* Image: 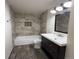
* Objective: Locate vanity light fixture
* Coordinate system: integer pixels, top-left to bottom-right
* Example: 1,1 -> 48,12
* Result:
50,10 -> 56,14
63,1 -> 72,8
56,6 -> 63,11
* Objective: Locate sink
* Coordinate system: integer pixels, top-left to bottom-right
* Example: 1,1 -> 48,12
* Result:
57,34 -> 64,37
41,33 -> 67,46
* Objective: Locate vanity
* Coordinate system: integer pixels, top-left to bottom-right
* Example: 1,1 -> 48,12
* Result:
41,33 -> 67,59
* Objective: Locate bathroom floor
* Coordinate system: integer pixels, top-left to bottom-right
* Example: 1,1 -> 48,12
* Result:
9,44 -> 48,59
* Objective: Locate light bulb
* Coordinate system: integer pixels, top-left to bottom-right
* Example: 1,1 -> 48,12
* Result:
63,1 -> 72,8
56,6 -> 63,11
50,10 -> 56,14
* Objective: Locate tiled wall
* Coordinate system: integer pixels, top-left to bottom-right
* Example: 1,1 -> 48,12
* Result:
40,11 -> 55,33
40,12 -> 48,33
14,14 -> 40,36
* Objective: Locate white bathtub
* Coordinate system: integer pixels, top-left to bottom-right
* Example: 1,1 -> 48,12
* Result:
14,35 -> 41,46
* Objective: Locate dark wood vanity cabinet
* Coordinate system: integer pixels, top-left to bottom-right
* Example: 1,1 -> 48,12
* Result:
41,36 -> 66,59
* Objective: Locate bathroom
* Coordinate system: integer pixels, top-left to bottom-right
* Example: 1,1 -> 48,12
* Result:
5,0 -> 73,59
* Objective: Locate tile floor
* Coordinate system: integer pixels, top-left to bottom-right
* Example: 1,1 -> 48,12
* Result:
9,44 -> 48,59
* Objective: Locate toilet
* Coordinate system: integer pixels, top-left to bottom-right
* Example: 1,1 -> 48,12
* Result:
34,39 -> 41,49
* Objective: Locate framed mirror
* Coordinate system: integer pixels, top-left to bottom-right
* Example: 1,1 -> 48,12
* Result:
55,12 -> 70,33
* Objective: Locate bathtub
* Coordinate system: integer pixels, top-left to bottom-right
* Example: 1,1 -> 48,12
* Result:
14,35 -> 41,46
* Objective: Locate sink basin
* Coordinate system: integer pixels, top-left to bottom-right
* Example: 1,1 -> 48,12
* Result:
57,34 -> 64,37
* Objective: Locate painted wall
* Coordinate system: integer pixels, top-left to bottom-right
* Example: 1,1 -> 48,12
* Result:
5,2 -> 13,59
65,4 -> 74,59
11,14 -> 16,43
14,14 -> 40,36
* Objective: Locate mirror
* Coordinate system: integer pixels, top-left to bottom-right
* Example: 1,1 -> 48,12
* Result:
55,12 -> 70,33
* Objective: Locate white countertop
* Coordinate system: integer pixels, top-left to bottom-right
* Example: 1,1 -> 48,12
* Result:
41,33 -> 67,46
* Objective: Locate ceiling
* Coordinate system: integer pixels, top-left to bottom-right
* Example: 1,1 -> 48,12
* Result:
7,0 -> 69,16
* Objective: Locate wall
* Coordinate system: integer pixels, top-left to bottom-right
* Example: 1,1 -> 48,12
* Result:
40,11 -> 48,33
5,2 -> 13,59
14,14 -> 40,36
40,11 -> 70,34
40,11 -> 55,33
65,4 -> 74,59
11,13 -> 16,43
46,11 -> 55,33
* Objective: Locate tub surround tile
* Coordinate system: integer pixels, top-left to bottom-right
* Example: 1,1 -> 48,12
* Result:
14,15 -> 41,36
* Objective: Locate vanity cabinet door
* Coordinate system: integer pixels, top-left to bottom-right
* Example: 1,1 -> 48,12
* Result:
58,46 -> 66,59
41,37 -> 49,51
41,36 -> 66,59
41,36 -> 58,59
47,41 -> 58,59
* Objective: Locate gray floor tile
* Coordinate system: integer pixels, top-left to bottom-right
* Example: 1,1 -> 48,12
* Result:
9,44 -> 48,59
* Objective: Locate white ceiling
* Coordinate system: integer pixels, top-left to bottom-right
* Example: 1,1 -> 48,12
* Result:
7,0 -> 69,16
